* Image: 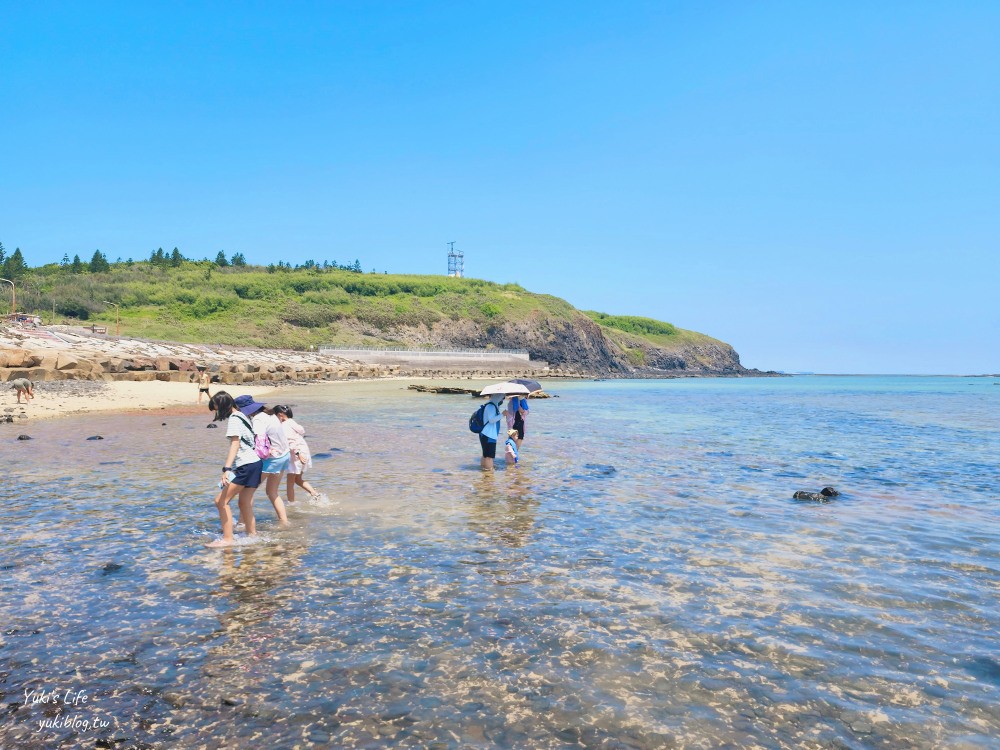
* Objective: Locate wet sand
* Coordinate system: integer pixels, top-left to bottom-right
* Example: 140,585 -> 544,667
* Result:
3,380 -> 283,421
3,375 -> 507,422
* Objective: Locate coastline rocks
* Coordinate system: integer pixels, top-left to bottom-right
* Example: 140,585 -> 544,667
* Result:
17,434 -> 32,440
408,385 -> 482,395
2,326 -> 572,386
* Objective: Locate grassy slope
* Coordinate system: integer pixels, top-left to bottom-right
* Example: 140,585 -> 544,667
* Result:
582,311 -> 726,350
19,262 -> 720,353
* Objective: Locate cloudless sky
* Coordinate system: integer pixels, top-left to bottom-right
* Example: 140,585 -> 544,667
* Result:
2,1 -> 998,373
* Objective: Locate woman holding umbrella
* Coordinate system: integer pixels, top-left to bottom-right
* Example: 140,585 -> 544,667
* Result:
506,393 -> 529,451
479,392 -> 505,472
506,379 -> 539,451
477,382 -> 531,471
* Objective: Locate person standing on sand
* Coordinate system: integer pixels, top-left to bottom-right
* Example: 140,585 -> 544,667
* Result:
273,405 -> 321,502
479,393 -> 504,472
234,395 -> 290,524
196,368 -> 212,404
10,378 -> 34,404
207,391 -> 262,548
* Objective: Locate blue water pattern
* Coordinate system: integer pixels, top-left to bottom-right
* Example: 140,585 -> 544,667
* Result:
1,376 -> 998,748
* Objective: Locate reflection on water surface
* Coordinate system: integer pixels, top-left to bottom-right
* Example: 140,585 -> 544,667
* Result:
1,377 -> 998,747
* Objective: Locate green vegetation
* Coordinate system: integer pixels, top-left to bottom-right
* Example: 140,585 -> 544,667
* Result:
3,251 -> 573,349
583,311 -> 678,337
1,246 -> 712,355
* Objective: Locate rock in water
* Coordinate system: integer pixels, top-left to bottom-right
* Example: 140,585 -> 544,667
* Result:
16,434 -> 32,441
87,435 -> 104,441
793,491 -> 830,502
820,486 -> 840,497
206,423 -> 218,429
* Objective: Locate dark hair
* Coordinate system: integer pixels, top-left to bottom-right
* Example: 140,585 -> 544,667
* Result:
209,391 -> 235,421
272,404 -> 293,418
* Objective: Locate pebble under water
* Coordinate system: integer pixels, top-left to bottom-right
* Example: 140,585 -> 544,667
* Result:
1,376 -> 998,748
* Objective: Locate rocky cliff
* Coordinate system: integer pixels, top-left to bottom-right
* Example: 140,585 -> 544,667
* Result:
335,309 -> 764,377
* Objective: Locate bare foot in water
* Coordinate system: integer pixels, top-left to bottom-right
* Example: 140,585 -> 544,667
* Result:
205,538 -> 236,548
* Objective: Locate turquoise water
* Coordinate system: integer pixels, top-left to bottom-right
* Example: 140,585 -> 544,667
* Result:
2,376 -> 998,748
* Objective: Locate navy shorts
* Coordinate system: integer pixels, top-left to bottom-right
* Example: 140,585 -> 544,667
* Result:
231,460 -> 263,489
479,433 -> 497,458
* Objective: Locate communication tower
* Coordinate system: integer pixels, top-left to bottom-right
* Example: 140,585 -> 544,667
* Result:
447,242 -> 464,277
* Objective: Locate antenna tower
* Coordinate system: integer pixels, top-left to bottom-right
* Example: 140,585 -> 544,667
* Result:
447,242 -> 464,277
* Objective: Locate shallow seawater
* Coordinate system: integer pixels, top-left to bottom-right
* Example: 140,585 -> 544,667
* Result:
1,376 -> 998,748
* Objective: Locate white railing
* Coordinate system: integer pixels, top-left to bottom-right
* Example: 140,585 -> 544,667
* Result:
319,346 -> 532,364
320,346 -> 528,356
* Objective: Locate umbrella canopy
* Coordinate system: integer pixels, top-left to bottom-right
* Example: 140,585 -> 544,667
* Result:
508,378 -> 542,392
479,382 -> 530,396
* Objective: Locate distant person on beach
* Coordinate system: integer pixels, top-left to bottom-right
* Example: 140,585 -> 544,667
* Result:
10,378 -> 34,404
479,394 -> 504,472
504,428 -> 519,466
234,395 -> 290,523
207,391 -> 262,547
506,395 -> 529,450
273,405 -> 321,502
196,369 -> 211,404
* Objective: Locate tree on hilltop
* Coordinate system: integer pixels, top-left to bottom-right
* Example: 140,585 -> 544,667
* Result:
89,250 -> 110,273
150,247 -> 166,266
2,248 -> 29,279
170,247 -> 184,267
231,252 -> 246,267
0,242 -> 6,266
71,254 -> 84,274
214,251 -> 230,267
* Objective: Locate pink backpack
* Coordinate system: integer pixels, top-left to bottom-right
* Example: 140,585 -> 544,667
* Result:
237,414 -> 271,459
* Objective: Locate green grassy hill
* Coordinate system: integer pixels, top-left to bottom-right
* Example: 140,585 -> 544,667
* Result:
9,259 -> 747,373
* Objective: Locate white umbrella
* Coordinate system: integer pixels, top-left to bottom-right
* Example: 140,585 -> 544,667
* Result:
479,382 -> 530,396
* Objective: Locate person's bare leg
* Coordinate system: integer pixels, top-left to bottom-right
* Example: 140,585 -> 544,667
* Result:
265,473 -> 288,522
295,474 -> 319,497
481,456 -> 494,472
286,474 -> 297,503
237,486 -> 257,536
208,483 -> 243,546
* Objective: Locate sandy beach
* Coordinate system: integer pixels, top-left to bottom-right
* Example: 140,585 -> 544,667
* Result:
2,380 -> 284,422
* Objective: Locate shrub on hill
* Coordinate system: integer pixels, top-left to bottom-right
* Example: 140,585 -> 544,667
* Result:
584,312 -> 678,337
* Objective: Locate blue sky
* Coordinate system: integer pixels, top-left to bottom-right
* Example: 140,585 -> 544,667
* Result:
2,2 -> 997,374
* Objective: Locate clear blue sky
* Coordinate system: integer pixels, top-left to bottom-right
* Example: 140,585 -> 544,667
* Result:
2,2 -> 997,374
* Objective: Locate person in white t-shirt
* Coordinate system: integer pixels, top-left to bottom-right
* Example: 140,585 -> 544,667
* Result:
206,391 -> 263,547
234,395 -> 289,524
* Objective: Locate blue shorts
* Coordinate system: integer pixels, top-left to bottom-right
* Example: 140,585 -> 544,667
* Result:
262,452 -> 291,474
231,460 -> 263,489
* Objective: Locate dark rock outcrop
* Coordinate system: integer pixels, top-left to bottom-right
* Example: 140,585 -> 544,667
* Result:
794,487 -> 840,502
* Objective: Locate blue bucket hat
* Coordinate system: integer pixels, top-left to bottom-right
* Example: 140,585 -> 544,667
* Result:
234,394 -> 266,416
